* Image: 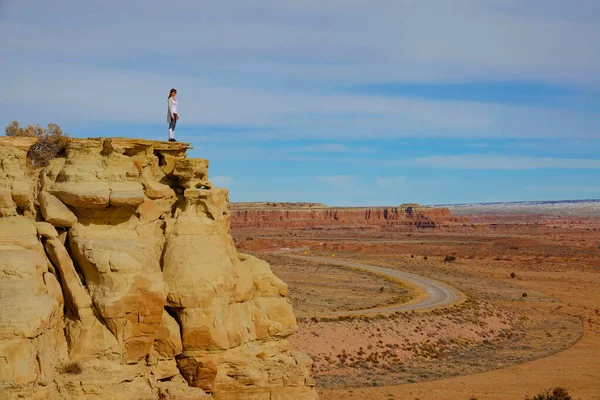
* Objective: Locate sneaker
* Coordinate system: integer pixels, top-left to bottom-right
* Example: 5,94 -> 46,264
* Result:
168,138 -> 177,142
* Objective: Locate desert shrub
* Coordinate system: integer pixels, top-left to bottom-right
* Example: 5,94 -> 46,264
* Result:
60,361 -> 83,374
511,272 -> 516,278
5,120 -> 44,137
443,255 -> 456,262
522,292 -> 528,297
5,121 -> 69,167
525,387 -> 571,400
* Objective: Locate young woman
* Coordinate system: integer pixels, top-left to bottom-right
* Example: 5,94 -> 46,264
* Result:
167,88 -> 179,142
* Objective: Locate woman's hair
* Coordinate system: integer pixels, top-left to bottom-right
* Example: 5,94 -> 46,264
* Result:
168,88 -> 177,99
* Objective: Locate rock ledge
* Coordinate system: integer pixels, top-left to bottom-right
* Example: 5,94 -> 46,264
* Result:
0,136 -> 317,400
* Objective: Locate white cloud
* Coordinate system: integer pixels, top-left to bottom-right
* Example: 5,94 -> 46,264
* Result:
525,185 -> 600,192
0,0 -> 599,142
376,177 -> 407,188
2,62 -> 597,140
395,155 -> 600,170
211,176 -> 235,186
1,1 -> 598,86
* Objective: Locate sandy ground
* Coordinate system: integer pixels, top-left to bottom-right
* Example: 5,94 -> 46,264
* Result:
234,215 -> 600,399
319,322 -> 599,400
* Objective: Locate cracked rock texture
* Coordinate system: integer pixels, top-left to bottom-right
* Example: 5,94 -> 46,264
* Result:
0,137 -> 317,400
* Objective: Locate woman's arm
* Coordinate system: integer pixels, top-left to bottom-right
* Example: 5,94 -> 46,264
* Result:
168,98 -> 173,119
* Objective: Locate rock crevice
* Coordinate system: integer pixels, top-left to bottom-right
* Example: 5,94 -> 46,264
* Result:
0,137 -> 317,400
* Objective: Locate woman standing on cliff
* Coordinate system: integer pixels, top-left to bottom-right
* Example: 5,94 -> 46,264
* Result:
167,88 -> 179,142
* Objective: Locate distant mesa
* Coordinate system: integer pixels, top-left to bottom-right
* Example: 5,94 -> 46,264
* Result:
233,201 -> 328,210
230,202 -> 464,229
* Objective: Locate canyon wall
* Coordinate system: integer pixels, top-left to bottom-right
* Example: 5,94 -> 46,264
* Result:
230,202 -> 463,230
0,137 -> 317,400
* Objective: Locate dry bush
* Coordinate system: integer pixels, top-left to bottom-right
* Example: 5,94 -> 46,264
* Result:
5,121 -> 69,167
525,387 -> 571,400
443,255 -> 456,262
60,361 -> 83,375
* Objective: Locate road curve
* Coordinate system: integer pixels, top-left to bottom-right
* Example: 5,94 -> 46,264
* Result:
271,248 -> 464,315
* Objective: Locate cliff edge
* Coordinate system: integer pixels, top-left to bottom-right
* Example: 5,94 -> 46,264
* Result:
0,137 -> 317,399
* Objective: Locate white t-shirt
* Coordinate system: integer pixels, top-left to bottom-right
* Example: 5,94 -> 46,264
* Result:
171,98 -> 178,114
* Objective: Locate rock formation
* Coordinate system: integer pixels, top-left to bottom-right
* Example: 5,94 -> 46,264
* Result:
230,202 -> 463,230
0,137 -> 317,399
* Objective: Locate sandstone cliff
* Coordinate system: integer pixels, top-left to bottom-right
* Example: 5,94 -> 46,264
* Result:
0,137 -> 317,400
230,202 -> 462,230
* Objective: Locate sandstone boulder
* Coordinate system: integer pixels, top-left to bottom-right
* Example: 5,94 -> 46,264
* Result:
10,181 -> 32,209
44,237 -> 93,319
0,217 -> 67,393
50,182 -> 111,208
172,158 -> 211,189
0,187 -> 17,217
35,221 -> 58,238
69,233 -> 166,363
39,190 -> 78,227
163,216 -> 239,308
143,180 -> 176,199
109,182 -> 145,207
241,253 -> 288,297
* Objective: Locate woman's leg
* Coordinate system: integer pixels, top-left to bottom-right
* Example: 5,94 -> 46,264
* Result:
168,117 -> 176,140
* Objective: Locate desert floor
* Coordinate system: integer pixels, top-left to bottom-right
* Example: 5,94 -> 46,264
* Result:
233,214 -> 600,399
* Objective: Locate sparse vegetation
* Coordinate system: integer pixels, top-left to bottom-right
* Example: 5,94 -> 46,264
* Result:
60,361 -> 83,374
5,121 -> 69,167
525,387 -> 571,400
522,292 -> 528,298
511,272 -> 516,278
444,255 -> 456,262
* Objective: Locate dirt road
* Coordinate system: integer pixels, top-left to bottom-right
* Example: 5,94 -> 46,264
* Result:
274,248 -> 463,315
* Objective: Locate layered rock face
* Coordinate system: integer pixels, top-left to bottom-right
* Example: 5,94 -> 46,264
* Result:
230,202 -> 462,230
0,137 -> 317,400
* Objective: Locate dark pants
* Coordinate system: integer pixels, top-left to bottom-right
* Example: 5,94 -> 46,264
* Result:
169,113 -> 178,132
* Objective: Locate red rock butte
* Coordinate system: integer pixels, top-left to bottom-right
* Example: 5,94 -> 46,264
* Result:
230,201 -> 464,230
0,137 -> 318,399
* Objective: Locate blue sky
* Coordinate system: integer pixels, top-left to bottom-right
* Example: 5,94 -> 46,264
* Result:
1,0 -> 599,206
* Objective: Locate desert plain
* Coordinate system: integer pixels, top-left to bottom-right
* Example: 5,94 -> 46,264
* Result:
231,202 -> 600,400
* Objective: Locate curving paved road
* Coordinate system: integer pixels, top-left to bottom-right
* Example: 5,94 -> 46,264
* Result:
271,247 -> 463,316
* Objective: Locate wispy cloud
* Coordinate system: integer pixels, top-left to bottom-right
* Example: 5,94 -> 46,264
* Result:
525,185 -> 600,192
1,1 -> 599,204
297,143 -> 375,153
1,1 -> 599,141
2,1 -> 598,86
395,155 -> 600,170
